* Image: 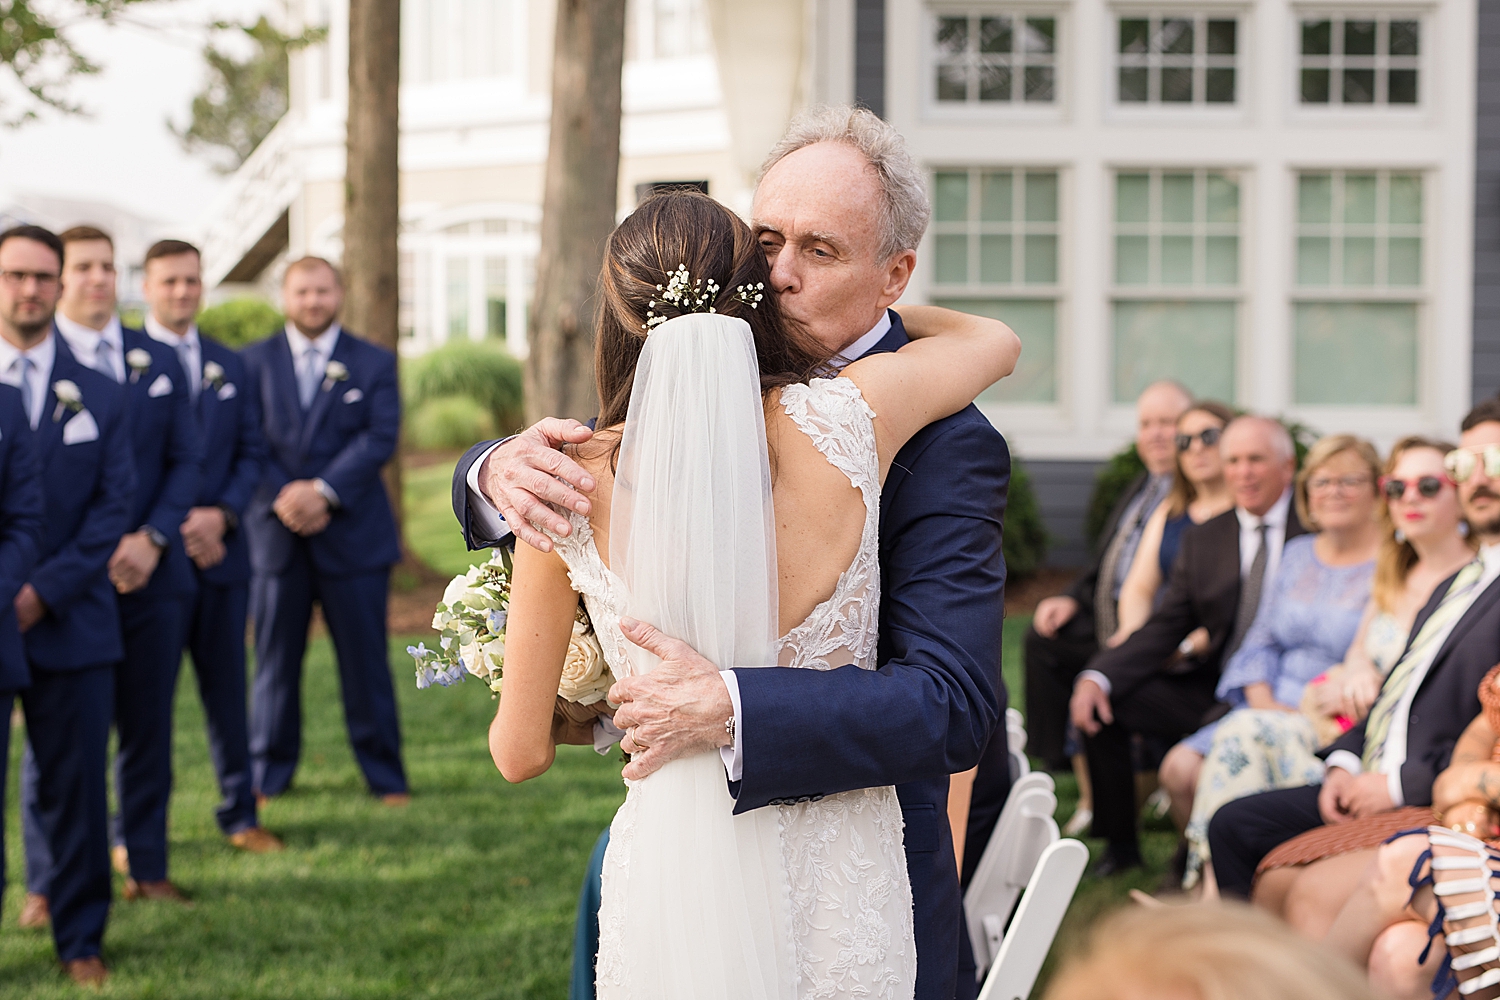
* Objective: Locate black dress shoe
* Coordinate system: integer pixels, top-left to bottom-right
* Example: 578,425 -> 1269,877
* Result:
1091,843 -> 1143,878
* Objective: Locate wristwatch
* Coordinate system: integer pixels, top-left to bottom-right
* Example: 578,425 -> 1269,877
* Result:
724,714 -> 736,750
139,525 -> 169,551
312,478 -> 341,509
217,504 -> 240,534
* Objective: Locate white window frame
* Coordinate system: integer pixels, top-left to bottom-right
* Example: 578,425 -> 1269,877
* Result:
923,4 -> 1066,121
1109,9 -> 1245,111
1292,10 -> 1425,113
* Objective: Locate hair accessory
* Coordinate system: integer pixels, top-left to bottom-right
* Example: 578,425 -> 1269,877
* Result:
641,265 -> 765,331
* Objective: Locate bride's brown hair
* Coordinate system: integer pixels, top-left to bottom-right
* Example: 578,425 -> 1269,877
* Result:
593,190 -> 832,434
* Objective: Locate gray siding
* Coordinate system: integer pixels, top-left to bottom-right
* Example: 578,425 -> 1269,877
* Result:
1024,459 -> 1105,568
855,0 -> 886,117
1474,2 -> 1500,399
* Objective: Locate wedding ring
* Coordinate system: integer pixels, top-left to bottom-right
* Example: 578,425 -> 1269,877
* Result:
629,730 -> 650,751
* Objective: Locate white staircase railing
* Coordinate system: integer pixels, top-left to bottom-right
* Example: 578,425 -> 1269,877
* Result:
199,115 -> 303,287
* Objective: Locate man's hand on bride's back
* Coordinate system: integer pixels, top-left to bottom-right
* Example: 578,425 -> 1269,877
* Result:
611,617 -> 734,780
479,418 -> 597,551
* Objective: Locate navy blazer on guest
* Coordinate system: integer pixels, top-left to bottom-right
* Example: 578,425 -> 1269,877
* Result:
27,338 -> 135,671
120,327 -> 203,598
241,329 -> 401,576
191,336 -> 265,586
0,385 -> 45,692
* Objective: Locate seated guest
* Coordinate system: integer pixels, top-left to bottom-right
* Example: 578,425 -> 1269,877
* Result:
1109,399 -> 1236,648
1071,416 -> 1303,875
1164,435 -> 1382,892
1207,401 -> 1500,905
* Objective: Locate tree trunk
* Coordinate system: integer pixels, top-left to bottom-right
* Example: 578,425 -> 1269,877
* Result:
343,0 -> 404,541
525,0 -> 627,424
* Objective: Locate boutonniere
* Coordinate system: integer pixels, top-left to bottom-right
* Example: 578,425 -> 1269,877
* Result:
322,360 -> 349,393
125,348 -> 153,383
52,380 -> 83,422
202,361 -> 226,391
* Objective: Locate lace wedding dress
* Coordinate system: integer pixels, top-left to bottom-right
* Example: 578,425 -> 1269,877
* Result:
545,316 -> 915,1000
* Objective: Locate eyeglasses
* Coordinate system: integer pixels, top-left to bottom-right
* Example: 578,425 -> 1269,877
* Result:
0,270 -> 60,289
1379,475 -> 1453,501
1307,475 -> 1373,494
1446,445 -> 1500,483
1175,426 -> 1222,452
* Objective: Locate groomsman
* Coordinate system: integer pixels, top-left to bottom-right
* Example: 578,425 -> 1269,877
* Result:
242,257 -> 407,804
0,224 -> 133,987
24,225 -> 202,903
141,239 -> 282,853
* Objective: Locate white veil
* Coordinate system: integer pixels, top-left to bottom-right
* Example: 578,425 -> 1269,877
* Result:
596,312 -> 798,999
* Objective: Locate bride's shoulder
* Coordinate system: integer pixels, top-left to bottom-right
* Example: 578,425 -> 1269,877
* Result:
779,375 -> 875,423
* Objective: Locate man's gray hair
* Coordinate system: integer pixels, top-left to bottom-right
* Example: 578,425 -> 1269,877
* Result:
1225,415 -> 1296,462
760,105 -> 930,261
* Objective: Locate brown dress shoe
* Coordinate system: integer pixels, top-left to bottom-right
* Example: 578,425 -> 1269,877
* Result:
18,892 -> 50,929
380,792 -> 411,807
110,844 -> 129,876
122,878 -> 193,905
227,827 -> 285,853
63,956 -> 109,988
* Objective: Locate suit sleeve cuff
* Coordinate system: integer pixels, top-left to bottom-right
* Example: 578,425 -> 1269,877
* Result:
1078,669 -> 1112,697
312,478 -> 341,509
719,668 -> 743,782
1325,750 -> 1363,776
466,442 -> 508,540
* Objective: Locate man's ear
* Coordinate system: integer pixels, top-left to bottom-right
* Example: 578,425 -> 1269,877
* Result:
877,249 -> 917,308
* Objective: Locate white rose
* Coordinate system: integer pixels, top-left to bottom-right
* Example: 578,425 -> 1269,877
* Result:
203,361 -> 225,385
557,622 -> 612,706
441,573 -> 469,610
126,348 -> 153,373
325,360 -> 349,382
52,380 -> 81,405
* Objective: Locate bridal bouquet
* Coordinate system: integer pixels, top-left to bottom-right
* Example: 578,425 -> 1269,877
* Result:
408,548 -> 615,707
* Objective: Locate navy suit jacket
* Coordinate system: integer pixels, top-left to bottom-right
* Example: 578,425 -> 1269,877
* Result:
121,326 -> 203,598
242,328 -> 402,577
27,338 -> 136,671
191,336 -> 266,586
0,384 -> 45,692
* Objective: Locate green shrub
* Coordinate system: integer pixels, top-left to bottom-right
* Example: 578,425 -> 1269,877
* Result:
1004,458 -> 1048,580
406,395 -> 497,451
198,297 -> 283,348
403,339 -> 524,437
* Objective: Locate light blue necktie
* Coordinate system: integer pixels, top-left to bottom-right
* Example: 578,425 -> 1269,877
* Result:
176,341 -> 199,403
297,348 -> 321,410
94,338 -> 120,384
11,356 -> 34,429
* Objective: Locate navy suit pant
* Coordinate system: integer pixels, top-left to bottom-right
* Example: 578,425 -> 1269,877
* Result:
187,580 -> 257,834
1207,783 -> 1325,898
250,554 -> 406,797
19,665 -> 114,961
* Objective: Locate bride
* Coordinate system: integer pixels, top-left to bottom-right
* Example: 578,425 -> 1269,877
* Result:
487,190 -> 1018,999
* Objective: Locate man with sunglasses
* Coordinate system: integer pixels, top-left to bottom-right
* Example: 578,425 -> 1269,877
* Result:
1210,400 -> 1500,898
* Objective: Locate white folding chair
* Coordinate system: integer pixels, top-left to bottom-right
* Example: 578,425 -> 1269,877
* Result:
975,838 -> 1089,1000
964,774 -> 1058,977
1006,707 -> 1031,782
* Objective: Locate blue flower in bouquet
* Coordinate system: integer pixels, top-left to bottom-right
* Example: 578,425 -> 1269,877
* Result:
487,609 -> 508,633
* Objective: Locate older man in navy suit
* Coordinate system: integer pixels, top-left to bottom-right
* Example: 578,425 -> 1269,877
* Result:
24,225 -> 203,906
455,108 -> 1008,1000
242,256 -> 407,805
140,239 -> 282,854
0,224 -> 133,988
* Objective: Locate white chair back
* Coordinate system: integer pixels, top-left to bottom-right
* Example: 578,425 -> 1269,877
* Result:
963,772 -> 1058,974
975,838 -> 1089,1000
1006,707 -> 1030,782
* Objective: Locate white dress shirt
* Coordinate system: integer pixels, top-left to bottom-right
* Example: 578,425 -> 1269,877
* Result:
0,332 -> 57,430
1324,542 -> 1500,804
145,316 -> 201,400
55,313 -> 125,383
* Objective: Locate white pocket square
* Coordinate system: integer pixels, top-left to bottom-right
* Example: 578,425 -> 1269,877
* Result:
342,388 -> 363,404
147,373 -> 173,398
217,382 -> 238,401
62,410 -> 99,445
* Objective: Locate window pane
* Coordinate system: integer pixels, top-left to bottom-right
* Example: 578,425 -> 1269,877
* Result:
1301,20 -> 1332,55
1206,175 -> 1239,223
1342,236 -> 1377,285
1161,67 -> 1194,102
1116,174 -> 1151,223
1023,18 -> 1055,53
980,235 -> 1012,284
1390,21 -> 1420,57
979,172 -> 1012,222
934,172 -> 969,222
1205,236 -> 1238,285
979,16 -> 1012,53
1388,70 -> 1418,104
1025,172 -> 1059,222
1389,175 -> 1423,224
937,64 -> 968,101
1161,173 -> 1195,224
1160,18 -> 1194,55
1297,237 -> 1332,285
940,297 -> 1057,403
978,63 -> 1012,101
1160,236 -> 1194,284
935,235 -> 969,284
1119,67 -> 1149,102
1344,20 -> 1377,56
485,257 -> 507,338
1207,20 -> 1236,55
1206,68 -> 1235,103
1024,66 -> 1055,102
1343,69 -> 1376,104
1293,302 -> 1417,404
1024,235 -> 1058,284
446,257 -> 468,339
1119,18 -> 1149,54
1302,68 -> 1331,103
1387,237 -> 1422,286
1299,174 -> 1333,223
1343,175 -> 1377,224
936,16 -> 968,55
1113,300 -> 1236,403
1115,236 -> 1150,284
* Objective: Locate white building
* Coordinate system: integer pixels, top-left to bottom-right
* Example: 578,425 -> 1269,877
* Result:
201,0 -> 1494,564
